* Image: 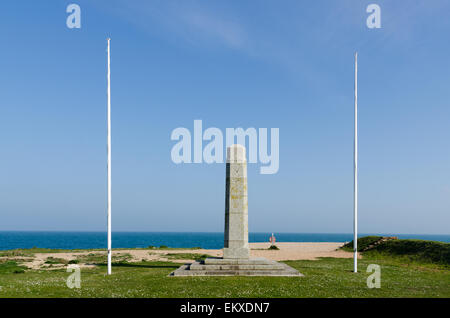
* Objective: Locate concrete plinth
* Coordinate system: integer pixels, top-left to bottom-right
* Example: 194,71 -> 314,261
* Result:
170,257 -> 302,277
171,145 -> 302,277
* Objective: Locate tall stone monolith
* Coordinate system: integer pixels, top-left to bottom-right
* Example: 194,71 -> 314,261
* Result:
223,144 -> 249,259
170,143 -> 302,276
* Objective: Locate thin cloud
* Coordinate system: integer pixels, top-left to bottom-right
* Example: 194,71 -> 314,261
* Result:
96,0 -> 246,50
179,9 -> 245,49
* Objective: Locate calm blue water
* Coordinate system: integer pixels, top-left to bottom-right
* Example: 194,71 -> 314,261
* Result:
0,232 -> 448,250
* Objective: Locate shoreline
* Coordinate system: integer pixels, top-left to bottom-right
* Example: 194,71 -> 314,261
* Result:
1,233 -> 449,252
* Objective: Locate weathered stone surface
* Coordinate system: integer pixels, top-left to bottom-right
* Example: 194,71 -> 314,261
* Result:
171,258 -> 302,277
204,257 -> 270,265
223,144 -> 249,259
189,263 -> 285,271
170,145 -> 302,277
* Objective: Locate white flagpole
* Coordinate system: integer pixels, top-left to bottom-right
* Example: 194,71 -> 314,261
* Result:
107,38 -> 112,275
353,52 -> 358,273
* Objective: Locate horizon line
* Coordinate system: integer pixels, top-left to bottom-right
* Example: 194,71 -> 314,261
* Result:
0,230 -> 449,236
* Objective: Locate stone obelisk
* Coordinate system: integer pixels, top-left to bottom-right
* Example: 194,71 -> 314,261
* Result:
223,144 -> 250,259
170,144 -> 302,276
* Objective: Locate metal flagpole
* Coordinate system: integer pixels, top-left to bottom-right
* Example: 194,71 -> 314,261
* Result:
107,38 -> 112,275
353,52 -> 358,273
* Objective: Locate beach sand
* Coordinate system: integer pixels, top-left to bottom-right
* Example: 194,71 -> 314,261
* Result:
7,242 -> 360,270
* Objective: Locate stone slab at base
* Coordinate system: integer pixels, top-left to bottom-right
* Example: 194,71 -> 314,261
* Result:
170,257 -> 303,277
223,247 -> 250,259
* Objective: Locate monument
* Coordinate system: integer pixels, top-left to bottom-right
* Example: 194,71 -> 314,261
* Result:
223,144 -> 249,259
171,145 -> 301,276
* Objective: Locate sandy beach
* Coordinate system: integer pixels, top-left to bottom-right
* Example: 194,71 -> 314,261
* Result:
1,242 -> 360,270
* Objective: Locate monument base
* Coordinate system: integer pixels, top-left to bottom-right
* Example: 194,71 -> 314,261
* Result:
170,257 -> 302,277
223,247 -> 250,259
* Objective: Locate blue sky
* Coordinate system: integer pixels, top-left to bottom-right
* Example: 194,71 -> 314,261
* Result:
0,1 -> 449,234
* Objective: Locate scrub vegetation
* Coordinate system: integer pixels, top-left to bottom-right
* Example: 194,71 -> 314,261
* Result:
0,237 -> 448,298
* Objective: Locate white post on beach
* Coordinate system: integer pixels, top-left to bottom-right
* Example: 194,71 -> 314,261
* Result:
107,38 -> 112,275
353,52 -> 358,273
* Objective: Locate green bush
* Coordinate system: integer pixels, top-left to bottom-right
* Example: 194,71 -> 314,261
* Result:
0,261 -> 27,274
343,236 -> 450,266
165,253 -> 212,261
45,257 -> 68,265
369,239 -> 450,265
342,236 -> 383,252
268,245 -> 279,250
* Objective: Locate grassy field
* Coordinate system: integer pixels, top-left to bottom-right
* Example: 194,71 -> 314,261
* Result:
0,246 -> 201,258
0,254 -> 448,298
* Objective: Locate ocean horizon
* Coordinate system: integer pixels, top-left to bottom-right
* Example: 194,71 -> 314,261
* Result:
0,231 -> 449,250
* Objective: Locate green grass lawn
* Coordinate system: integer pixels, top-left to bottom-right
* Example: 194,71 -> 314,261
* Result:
0,255 -> 448,298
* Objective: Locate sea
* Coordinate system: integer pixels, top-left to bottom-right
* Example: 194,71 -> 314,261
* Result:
0,232 -> 449,250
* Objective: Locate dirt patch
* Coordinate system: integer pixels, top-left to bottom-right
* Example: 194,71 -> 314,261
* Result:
7,242 -> 357,270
